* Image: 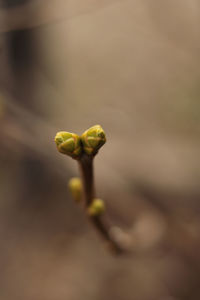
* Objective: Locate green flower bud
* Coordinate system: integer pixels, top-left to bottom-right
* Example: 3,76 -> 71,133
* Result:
55,131 -> 82,159
81,125 -> 106,155
68,177 -> 82,202
88,198 -> 105,216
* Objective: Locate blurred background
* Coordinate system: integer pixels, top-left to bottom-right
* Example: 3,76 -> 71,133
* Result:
0,0 -> 200,299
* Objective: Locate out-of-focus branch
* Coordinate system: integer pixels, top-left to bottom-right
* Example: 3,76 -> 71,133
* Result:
0,0 -> 123,33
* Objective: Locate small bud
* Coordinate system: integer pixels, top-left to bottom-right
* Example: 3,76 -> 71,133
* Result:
81,125 -> 106,155
88,198 -> 105,216
68,177 -> 82,202
55,131 -> 82,159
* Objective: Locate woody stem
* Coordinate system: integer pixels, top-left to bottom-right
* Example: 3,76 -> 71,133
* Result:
78,153 -> 124,254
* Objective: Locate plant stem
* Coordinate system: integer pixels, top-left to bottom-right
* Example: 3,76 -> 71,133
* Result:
78,154 -> 94,206
78,153 -> 124,254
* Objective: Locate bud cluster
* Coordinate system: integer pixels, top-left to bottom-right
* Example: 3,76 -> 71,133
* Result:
55,125 -> 106,159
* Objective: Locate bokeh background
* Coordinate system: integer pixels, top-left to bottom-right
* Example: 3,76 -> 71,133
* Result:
0,0 -> 200,299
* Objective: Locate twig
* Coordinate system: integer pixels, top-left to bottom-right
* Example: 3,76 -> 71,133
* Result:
78,154 -> 94,206
78,153 -> 124,254
55,125 -> 130,254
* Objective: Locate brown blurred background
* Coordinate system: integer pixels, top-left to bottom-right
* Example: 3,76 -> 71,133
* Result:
0,0 -> 200,299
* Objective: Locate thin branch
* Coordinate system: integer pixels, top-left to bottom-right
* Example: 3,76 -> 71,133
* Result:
78,153 -> 125,254
0,0 -> 123,33
78,154 -> 94,206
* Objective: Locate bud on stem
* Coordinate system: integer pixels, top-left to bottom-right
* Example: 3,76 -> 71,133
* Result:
88,198 -> 105,216
55,131 -> 82,159
81,125 -> 106,156
68,177 -> 82,202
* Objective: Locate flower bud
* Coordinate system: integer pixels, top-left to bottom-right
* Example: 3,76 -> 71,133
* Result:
88,198 -> 105,216
68,177 -> 82,202
55,131 -> 82,159
81,125 -> 106,155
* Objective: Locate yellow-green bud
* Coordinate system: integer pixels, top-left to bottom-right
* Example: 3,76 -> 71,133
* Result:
68,177 -> 82,202
81,125 -> 106,155
55,131 -> 82,159
88,198 -> 105,216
